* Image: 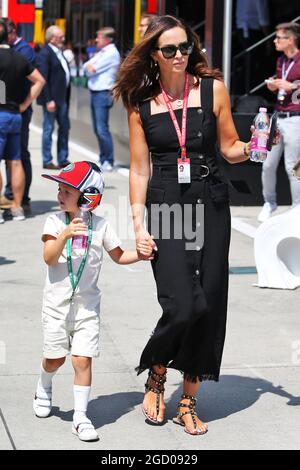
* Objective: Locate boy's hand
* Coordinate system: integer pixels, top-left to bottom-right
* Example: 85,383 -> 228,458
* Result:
63,217 -> 87,240
135,229 -> 157,260
137,238 -> 155,260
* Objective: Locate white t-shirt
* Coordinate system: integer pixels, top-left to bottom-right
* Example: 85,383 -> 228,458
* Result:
42,212 -> 121,320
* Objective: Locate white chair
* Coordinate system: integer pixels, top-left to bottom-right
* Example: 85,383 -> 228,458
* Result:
254,205 -> 300,289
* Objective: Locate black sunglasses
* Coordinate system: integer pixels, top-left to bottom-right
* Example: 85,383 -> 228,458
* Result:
155,41 -> 194,59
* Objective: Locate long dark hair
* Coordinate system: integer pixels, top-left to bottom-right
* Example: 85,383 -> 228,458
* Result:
114,15 -> 223,109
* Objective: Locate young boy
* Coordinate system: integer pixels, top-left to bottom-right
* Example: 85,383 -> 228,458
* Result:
34,161 -> 153,442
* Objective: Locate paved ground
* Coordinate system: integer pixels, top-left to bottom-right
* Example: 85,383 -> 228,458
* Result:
0,129 -> 299,450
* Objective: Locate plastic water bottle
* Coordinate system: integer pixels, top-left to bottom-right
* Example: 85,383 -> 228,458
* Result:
71,209 -> 90,254
250,108 -> 270,163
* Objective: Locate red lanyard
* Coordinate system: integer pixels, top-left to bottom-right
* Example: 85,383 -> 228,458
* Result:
159,73 -> 190,160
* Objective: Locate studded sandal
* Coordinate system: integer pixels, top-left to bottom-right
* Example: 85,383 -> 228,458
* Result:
173,394 -> 208,435
142,368 -> 167,425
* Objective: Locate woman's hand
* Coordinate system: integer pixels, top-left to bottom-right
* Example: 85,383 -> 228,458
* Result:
63,218 -> 87,240
244,139 -> 252,157
137,240 -> 155,260
135,228 -> 157,260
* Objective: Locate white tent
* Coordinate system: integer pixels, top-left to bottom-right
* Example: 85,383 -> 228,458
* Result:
254,205 -> 300,290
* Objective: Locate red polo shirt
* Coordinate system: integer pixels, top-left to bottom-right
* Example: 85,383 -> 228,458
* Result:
276,50 -> 300,112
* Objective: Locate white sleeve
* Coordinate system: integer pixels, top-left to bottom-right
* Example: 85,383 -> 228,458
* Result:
103,222 -> 122,252
42,214 -> 63,241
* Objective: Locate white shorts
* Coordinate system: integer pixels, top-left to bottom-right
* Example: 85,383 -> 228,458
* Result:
42,313 -> 100,359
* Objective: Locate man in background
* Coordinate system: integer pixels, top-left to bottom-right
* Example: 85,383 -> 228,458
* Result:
0,19 -> 44,222
83,27 -> 120,172
259,22 -> 300,222
138,12 -> 158,39
36,26 -> 71,170
0,19 -> 36,214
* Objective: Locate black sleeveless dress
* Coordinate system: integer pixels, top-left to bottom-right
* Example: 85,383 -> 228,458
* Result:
137,78 -> 231,382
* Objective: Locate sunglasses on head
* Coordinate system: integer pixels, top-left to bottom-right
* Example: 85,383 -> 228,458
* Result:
155,41 -> 194,59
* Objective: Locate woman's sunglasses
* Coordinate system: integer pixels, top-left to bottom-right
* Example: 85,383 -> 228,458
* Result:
155,41 -> 194,59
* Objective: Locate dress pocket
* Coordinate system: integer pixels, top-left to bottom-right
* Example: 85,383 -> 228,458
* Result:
209,182 -> 230,204
147,187 -> 165,204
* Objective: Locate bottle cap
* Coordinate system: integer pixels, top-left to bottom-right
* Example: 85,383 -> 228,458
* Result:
259,107 -> 267,113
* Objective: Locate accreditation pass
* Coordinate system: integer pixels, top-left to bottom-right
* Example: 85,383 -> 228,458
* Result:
178,157 -> 191,184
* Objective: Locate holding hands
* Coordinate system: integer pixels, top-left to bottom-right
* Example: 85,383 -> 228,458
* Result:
136,228 -> 157,261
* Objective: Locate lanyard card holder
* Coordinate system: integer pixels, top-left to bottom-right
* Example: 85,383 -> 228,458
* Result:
178,147 -> 191,184
178,157 -> 191,184
160,74 -> 191,184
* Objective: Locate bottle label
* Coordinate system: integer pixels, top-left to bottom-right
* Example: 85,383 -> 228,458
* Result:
250,133 -> 268,153
72,235 -> 88,250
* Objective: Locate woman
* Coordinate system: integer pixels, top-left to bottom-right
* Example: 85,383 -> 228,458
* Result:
114,15 -> 252,436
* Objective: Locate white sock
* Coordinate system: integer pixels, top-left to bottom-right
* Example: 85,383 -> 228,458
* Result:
73,385 -> 91,425
36,364 -> 57,399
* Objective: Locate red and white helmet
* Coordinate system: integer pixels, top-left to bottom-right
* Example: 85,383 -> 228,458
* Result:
42,161 -> 105,211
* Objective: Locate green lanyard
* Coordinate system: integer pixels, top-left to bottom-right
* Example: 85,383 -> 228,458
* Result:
65,212 -> 93,301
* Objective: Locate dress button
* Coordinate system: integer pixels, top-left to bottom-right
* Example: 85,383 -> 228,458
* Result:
196,246 -> 201,251
197,222 -> 201,227
195,270 -> 200,275
197,131 -> 202,138
197,108 -> 203,114
197,199 -> 202,204
198,154 -> 204,160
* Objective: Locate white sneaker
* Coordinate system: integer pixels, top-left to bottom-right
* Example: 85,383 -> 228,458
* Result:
72,419 -> 99,442
258,202 -> 277,223
101,161 -> 113,172
11,206 -> 25,221
0,211 -> 4,224
33,392 -> 52,418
